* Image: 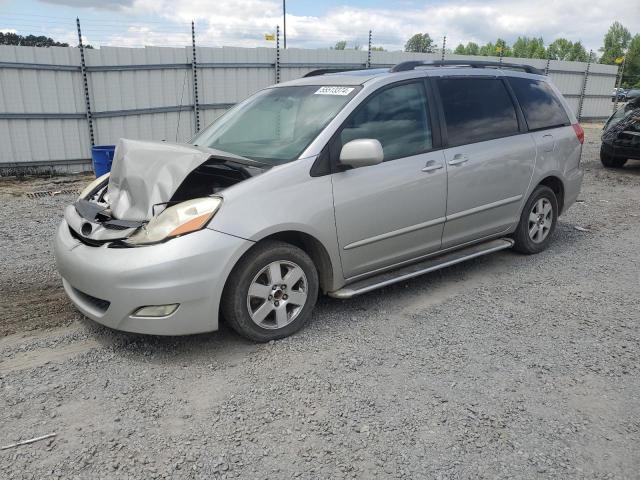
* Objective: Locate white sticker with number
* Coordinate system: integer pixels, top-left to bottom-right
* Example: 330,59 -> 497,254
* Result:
314,86 -> 355,96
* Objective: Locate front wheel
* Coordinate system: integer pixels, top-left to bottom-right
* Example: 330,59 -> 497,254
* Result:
600,146 -> 627,168
512,186 -> 558,254
221,240 -> 319,342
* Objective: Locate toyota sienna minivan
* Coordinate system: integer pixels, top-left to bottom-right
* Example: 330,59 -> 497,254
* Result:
55,60 -> 584,342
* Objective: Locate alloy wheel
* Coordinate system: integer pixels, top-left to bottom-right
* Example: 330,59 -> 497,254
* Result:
246,261 -> 308,329
528,198 -> 553,243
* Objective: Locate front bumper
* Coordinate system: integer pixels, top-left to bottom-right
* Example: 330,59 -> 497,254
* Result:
601,140 -> 640,161
54,221 -> 252,335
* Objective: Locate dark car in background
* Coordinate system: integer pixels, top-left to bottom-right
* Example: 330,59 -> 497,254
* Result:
625,89 -> 640,102
601,97 -> 640,168
611,88 -> 627,102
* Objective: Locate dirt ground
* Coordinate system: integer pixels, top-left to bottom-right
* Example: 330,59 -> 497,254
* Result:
0,175 -> 91,336
0,124 -> 639,479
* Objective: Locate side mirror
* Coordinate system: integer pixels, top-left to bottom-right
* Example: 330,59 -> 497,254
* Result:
339,139 -> 384,169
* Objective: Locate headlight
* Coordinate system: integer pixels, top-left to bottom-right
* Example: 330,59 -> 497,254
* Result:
79,173 -> 110,200
125,197 -> 222,246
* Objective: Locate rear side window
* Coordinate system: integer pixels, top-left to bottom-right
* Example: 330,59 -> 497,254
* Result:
339,82 -> 432,161
437,78 -> 519,147
508,77 -> 570,131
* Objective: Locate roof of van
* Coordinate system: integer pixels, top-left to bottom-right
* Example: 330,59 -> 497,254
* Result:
277,61 -> 546,87
277,69 -> 389,87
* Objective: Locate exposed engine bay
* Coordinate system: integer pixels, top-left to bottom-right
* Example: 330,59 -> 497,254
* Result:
70,138 -> 268,246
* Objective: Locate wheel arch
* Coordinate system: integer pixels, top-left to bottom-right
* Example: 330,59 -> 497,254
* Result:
226,230 -> 338,294
537,175 -> 565,214
259,231 -> 335,294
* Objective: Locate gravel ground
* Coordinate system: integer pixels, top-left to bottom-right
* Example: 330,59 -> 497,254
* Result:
1,124 -> 639,479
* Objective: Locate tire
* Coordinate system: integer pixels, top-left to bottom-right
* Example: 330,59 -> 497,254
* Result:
221,240 -> 319,342
512,185 -> 558,255
600,147 -> 627,168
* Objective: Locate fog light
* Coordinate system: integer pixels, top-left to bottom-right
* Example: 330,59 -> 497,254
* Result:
132,304 -> 179,318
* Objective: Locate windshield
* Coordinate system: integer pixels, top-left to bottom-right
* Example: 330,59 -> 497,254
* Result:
191,85 -> 360,164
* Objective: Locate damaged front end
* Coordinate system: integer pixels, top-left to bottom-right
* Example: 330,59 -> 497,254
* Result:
68,138 -> 268,247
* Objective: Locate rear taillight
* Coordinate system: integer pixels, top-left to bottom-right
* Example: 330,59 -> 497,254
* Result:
572,123 -> 584,144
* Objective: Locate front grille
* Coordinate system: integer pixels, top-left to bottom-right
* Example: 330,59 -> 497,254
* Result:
71,286 -> 111,314
25,188 -> 79,199
103,223 -> 130,230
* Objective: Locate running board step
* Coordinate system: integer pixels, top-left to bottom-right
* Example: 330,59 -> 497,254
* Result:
328,238 -> 514,299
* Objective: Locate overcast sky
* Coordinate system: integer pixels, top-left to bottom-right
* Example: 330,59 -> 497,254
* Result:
2,0 -> 640,52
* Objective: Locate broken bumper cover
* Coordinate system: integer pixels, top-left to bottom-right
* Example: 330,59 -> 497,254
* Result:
54,221 -> 251,335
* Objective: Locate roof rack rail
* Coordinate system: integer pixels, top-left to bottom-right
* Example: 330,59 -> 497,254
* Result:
303,68 -> 358,78
389,60 -> 545,76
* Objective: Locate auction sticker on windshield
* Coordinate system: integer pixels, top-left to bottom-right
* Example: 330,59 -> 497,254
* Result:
314,86 -> 355,95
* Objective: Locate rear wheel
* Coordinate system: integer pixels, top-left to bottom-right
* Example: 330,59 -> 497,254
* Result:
512,186 -> 558,254
221,240 -> 319,342
600,146 -> 627,168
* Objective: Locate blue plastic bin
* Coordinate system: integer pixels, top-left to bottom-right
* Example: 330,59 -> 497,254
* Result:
91,145 -> 116,177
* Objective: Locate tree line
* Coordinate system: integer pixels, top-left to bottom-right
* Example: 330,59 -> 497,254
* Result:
0,32 -> 93,49
3,22 -> 638,87
404,21 -> 640,87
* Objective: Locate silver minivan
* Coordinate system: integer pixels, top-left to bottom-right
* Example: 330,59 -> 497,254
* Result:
54,60 -> 584,341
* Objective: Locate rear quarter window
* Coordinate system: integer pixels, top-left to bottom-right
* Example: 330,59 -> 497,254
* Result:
436,77 -> 519,147
507,77 -> 570,131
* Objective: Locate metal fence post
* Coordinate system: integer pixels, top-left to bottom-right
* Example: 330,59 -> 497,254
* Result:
577,50 -> 592,122
275,25 -> 281,84
76,17 -> 94,148
366,30 -> 372,68
191,21 -> 200,133
544,55 -> 551,76
441,35 -> 446,61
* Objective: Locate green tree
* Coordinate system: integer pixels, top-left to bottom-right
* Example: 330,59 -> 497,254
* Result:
370,46 -> 385,52
547,38 -> 573,60
479,41 -> 495,56
568,41 -> 588,62
479,39 -> 510,57
454,43 -> 465,55
454,42 -> 480,56
404,33 -> 435,53
623,34 -> 640,87
512,36 -> 546,59
0,32 -> 69,47
333,40 -> 347,50
599,21 -> 631,64
465,42 -> 480,56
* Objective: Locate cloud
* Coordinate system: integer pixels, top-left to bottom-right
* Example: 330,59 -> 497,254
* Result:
49,0 -> 640,52
40,0 -> 133,9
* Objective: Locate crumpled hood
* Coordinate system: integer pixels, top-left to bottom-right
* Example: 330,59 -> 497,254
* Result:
106,138 -> 260,221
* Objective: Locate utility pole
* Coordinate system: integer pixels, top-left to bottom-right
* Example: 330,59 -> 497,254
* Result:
282,0 -> 287,49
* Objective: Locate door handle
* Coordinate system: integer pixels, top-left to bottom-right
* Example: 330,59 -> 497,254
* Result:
448,154 -> 469,166
421,160 -> 443,173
